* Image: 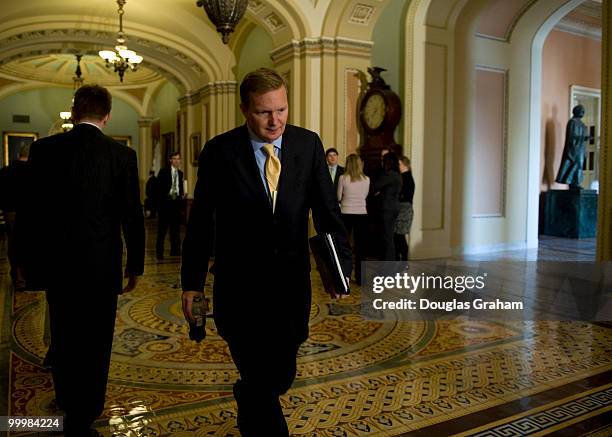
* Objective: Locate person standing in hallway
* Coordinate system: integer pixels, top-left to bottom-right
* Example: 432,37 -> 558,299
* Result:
394,156 -> 415,261
0,143 -> 30,290
18,84 -> 145,436
370,152 -> 401,261
144,170 -> 158,218
181,68 -> 351,436
337,153 -> 370,285
156,152 -> 184,259
326,147 -> 344,191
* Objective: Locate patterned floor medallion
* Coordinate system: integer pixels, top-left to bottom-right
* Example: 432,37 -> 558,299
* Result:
6,239 -> 612,435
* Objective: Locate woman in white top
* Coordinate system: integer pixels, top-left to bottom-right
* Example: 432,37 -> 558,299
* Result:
337,153 -> 370,285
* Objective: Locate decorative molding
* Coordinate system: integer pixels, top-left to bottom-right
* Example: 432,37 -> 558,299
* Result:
555,18 -> 602,40
264,12 -> 286,33
344,68 -> 361,156
0,29 -> 203,84
137,117 -> 155,128
473,65 -> 509,219
475,0 -> 539,43
247,0 -> 265,14
422,42 -> 447,231
403,0 -> 423,168
348,4 -> 375,25
198,81 -> 238,99
178,92 -> 202,107
270,37 -> 373,64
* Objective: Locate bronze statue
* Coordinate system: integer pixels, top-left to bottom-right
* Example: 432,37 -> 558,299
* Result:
555,104 -> 589,190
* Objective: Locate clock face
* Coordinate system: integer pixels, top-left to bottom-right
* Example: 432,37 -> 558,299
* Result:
363,93 -> 386,130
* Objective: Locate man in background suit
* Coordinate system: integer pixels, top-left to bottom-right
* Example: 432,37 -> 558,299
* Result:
19,85 -> 144,436
156,152 -> 184,259
326,147 -> 344,190
0,142 -> 30,290
181,68 -> 351,436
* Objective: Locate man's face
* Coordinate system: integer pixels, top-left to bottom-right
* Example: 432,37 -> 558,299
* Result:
170,154 -> 181,168
326,152 -> 338,166
240,86 -> 288,143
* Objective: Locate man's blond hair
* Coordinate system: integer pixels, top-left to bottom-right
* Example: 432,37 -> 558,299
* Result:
240,68 -> 287,107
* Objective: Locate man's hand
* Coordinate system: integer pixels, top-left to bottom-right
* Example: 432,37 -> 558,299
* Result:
330,278 -> 350,299
122,273 -> 139,294
182,291 -> 204,323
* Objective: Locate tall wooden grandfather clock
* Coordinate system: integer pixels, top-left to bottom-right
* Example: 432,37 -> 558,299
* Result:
358,67 -> 402,176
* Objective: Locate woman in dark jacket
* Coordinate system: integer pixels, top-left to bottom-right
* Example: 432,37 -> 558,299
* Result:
394,156 -> 415,261
370,152 -> 402,260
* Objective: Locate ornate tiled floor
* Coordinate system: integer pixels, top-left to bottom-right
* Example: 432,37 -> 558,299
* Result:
2,226 -> 611,436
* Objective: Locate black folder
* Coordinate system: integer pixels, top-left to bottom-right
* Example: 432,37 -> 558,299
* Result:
309,233 -> 350,295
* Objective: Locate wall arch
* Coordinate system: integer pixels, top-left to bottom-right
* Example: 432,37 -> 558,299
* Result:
403,0 -> 588,258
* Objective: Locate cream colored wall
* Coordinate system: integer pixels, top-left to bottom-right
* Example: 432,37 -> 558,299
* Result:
234,25 -> 275,126
540,29 -> 601,192
152,82 -> 180,136
405,0 -> 587,258
371,0 -> 408,147
0,87 -> 139,146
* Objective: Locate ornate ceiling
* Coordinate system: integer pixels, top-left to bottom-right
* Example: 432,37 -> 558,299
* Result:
557,0 -> 603,39
0,53 -> 162,87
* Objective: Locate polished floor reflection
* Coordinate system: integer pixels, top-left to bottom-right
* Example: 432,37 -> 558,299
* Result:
1,223 -> 611,436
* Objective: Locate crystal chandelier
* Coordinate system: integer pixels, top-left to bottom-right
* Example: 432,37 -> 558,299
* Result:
196,0 -> 248,44
99,0 -> 143,82
59,54 -> 85,132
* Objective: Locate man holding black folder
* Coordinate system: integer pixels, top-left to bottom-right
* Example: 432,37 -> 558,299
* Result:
181,68 -> 351,436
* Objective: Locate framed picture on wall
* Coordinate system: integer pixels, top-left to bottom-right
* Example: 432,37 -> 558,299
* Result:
112,135 -> 132,148
190,132 -> 202,166
2,132 -> 38,167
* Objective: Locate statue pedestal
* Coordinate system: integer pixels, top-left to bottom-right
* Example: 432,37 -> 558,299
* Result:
541,189 -> 598,238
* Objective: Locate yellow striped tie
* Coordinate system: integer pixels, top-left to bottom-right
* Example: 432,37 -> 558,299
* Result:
263,143 -> 281,211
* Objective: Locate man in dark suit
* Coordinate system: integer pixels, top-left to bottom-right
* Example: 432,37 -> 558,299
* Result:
0,142 -> 30,290
325,147 -> 344,190
181,68 -> 351,436
19,85 -> 145,436
156,152 -> 184,259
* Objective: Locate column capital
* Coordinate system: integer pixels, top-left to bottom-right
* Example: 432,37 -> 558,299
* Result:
179,92 -> 202,107
137,117 -> 156,128
270,37 -> 373,64
198,81 -> 238,99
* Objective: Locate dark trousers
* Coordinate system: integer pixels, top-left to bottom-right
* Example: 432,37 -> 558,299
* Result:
46,288 -> 118,435
394,233 -> 409,261
226,332 -> 300,436
156,199 -> 182,257
379,209 -> 399,261
342,213 -> 368,284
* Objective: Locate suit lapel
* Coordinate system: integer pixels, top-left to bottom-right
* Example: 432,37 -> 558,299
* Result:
277,126 -> 296,215
233,126 -> 271,209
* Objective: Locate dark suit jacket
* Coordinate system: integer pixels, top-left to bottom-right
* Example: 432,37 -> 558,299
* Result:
332,165 -> 344,191
370,169 -> 401,212
181,124 -> 351,344
19,123 -> 145,293
156,166 -> 184,202
0,160 -> 29,212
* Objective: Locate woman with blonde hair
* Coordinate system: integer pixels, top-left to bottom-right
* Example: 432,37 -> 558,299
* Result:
337,153 -> 370,285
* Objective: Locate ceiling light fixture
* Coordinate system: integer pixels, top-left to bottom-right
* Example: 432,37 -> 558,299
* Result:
59,54 -> 84,132
99,0 -> 143,82
196,0 -> 248,44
